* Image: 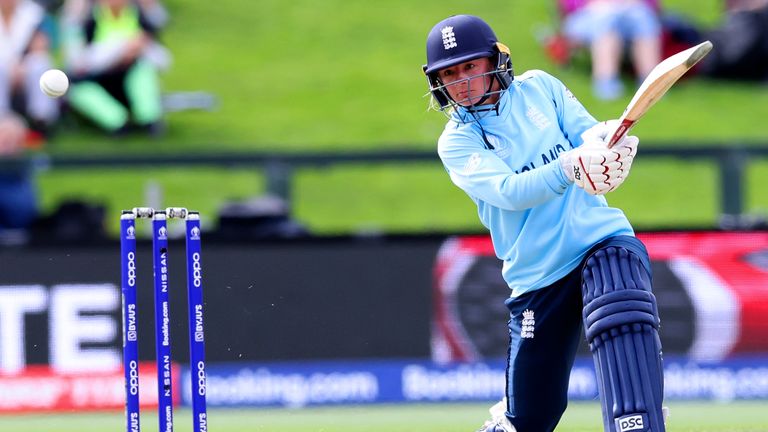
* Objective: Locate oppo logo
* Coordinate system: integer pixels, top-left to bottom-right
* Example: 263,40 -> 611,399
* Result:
128,360 -> 139,395
192,253 -> 202,287
197,361 -> 206,395
126,252 -> 136,287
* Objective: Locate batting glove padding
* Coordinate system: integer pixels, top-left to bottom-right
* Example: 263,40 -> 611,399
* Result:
561,135 -> 638,195
580,120 -> 639,186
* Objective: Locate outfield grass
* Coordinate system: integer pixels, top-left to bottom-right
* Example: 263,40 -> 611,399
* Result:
39,158 -> 763,235
37,168 -> 265,235
35,0 -> 768,235
0,401 -> 765,431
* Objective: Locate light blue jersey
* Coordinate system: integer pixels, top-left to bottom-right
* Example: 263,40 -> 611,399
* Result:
437,70 -> 634,297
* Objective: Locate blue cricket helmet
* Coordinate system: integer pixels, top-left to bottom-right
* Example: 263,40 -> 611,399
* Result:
424,15 -> 499,75
423,15 -> 514,111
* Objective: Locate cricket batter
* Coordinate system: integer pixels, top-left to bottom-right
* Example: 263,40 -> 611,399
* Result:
423,15 -> 666,432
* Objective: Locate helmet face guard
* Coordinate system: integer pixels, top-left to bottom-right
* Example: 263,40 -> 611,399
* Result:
422,15 -> 514,122
424,43 -> 514,114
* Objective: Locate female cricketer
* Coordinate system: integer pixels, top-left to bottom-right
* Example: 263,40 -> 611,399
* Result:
423,15 -> 666,432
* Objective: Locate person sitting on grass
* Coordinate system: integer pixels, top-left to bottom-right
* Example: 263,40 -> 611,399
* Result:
61,0 -> 171,136
560,0 -> 663,100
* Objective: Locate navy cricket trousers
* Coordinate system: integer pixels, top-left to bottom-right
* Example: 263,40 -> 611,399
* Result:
502,235 -> 651,432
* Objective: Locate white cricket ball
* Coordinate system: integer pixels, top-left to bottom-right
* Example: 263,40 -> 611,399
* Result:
39,69 -> 69,98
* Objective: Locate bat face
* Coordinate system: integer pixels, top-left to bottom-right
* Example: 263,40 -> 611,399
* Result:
607,41 -> 713,148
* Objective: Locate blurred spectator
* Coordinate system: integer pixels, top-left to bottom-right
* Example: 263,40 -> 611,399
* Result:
697,0 -> 768,81
136,0 -> 168,29
62,0 -> 169,29
0,0 -> 60,136
0,113 -> 38,231
560,0 -> 663,100
61,0 -> 171,136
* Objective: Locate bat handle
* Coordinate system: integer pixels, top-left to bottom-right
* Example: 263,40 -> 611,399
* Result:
606,118 -> 635,148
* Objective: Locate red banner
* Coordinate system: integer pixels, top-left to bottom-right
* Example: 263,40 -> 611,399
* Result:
432,231 -> 768,363
640,232 -> 768,355
0,362 -> 180,413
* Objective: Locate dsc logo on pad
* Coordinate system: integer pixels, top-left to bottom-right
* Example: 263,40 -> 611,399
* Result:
616,414 -> 645,432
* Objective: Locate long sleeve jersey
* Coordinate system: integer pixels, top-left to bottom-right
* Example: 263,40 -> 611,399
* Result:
437,69 -> 634,297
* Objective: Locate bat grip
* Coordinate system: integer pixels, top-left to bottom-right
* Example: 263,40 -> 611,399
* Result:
607,119 -> 635,148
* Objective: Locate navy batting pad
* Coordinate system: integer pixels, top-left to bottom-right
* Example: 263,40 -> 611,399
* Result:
582,245 -> 665,432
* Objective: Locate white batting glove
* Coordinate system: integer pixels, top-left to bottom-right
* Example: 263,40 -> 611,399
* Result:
581,119 -> 622,145
582,120 -> 639,162
607,135 -> 638,192
560,135 -> 638,195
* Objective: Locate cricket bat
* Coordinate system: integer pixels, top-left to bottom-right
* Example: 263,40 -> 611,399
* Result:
606,40 -> 713,148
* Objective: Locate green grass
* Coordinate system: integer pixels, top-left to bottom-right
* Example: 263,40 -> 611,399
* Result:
1,401 -> 765,431
747,161 -> 768,216
37,168 -> 265,235
39,157 -> 765,236
35,0 -> 768,234
52,0 -> 761,152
